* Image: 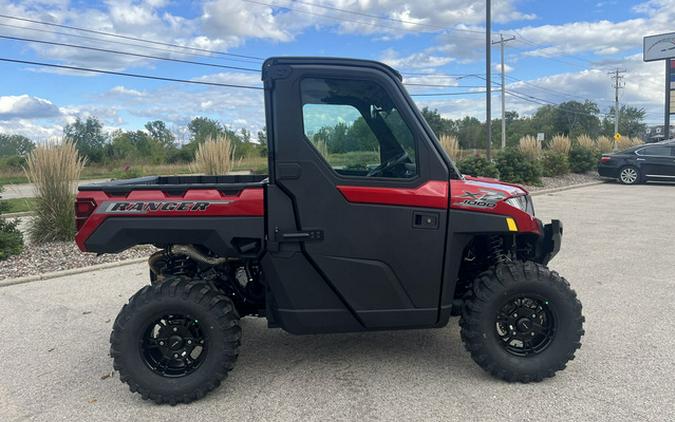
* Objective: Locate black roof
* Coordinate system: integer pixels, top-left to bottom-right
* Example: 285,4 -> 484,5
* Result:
262,56 -> 402,82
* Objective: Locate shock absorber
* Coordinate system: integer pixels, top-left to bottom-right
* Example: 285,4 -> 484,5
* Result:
487,235 -> 508,265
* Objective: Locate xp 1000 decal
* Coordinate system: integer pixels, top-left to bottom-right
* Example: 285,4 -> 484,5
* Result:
457,190 -> 505,209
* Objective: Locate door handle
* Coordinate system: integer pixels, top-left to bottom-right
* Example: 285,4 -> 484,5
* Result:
413,212 -> 439,229
637,158 -> 645,161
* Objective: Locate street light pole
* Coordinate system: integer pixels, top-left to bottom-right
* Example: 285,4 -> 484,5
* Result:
486,0 -> 492,160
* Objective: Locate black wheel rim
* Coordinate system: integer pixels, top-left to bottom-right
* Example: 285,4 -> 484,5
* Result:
495,296 -> 556,357
141,314 -> 207,377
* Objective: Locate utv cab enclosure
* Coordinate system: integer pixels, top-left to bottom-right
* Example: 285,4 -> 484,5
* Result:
76,57 -> 584,405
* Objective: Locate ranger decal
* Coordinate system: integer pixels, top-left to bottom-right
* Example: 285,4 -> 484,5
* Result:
98,200 -> 231,214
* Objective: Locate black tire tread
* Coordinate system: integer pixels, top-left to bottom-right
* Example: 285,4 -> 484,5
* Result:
110,276 -> 241,405
460,261 -> 584,383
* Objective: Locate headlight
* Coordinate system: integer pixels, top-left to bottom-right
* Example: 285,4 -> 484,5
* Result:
504,195 -> 535,215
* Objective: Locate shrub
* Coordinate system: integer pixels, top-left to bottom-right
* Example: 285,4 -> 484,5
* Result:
575,134 -> 595,150
112,165 -> 143,180
439,134 -> 461,160
595,136 -> 614,153
0,183 -> 24,260
617,136 -> 643,150
518,135 -> 541,161
457,156 -> 499,179
541,151 -> 570,177
496,148 -> 542,185
548,135 -> 571,155
569,145 -> 597,173
25,140 -> 86,243
190,135 -> 234,176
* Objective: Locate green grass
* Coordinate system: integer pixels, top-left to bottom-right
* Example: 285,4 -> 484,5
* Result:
0,197 -> 36,213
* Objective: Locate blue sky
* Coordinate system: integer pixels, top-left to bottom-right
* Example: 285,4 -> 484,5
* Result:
0,0 -> 672,140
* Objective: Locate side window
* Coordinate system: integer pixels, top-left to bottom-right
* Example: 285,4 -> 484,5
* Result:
301,78 -> 417,179
637,146 -> 671,156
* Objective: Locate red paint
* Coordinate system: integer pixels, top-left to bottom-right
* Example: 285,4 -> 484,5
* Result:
449,178 -> 540,234
336,180 -> 449,209
75,188 -> 264,252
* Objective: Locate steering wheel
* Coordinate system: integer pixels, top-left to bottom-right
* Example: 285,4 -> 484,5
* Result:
367,151 -> 410,177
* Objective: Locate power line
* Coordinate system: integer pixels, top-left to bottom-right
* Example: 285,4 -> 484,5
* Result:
410,91 -> 487,97
0,57 -> 263,90
0,22 -> 262,65
403,82 -> 491,88
0,14 -> 264,61
0,34 -> 261,72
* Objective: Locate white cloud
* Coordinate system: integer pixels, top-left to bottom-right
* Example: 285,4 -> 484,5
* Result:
0,95 -> 61,120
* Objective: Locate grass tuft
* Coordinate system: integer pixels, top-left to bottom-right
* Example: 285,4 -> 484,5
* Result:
24,140 -> 85,243
190,135 -> 235,176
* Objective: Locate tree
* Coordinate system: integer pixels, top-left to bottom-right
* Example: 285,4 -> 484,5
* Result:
552,101 -> 601,138
421,107 -> 455,137
0,134 -> 35,157
144,120 -> 176,149
187,117 -> 224,146
111,130 -> 166,164
257,129 -> 267,157
63,116 -> 107,162
602,105 -> 646,138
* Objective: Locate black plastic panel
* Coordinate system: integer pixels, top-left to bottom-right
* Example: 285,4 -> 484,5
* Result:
85,216 -> 264,256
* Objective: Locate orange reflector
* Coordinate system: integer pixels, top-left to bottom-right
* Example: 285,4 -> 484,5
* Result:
506,217 -> 518,232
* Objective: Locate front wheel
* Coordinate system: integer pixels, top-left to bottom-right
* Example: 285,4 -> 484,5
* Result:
460,261 -> 584,382
618,166 -> 641,185
110,277 -> 241,404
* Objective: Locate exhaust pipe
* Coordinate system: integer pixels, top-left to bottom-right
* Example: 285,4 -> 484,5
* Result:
170,244 -> 229,266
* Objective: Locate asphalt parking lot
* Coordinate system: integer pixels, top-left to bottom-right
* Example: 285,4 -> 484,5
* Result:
1,182 -> 674,422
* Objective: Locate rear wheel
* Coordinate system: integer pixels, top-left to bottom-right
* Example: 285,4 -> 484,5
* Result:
618,166 -> 640,185
110,276 -> 241,404
460,261 -> 584,382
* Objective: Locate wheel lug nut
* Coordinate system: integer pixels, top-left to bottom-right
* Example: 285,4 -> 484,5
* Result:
513,313 -> 517,317
531,332 -> 535,336
159,341 -> 164,346
173,327 -> 178,332
531,314 -> 536,318
173,353 -> 179,358
187,340 -> 192,345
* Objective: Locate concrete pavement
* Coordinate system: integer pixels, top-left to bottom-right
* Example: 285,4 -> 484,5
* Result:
1,182 -> 674,421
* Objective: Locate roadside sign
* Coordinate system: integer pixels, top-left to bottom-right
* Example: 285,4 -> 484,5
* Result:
536,132 -> 545,142
614,133 -> 622,141
644,32 -> 675,62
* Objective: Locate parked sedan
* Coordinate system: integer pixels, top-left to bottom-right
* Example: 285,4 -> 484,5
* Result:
598,140 -> 675,185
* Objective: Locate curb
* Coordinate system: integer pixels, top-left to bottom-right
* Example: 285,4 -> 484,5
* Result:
0,257 -> 147,288
0,211 -> 33,219
530,180 -> 606,196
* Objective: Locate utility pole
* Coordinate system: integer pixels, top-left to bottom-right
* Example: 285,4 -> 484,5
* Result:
486,0 -> 492,160
492,34 -> 516,149
608,68 -> 626,150
666,59 -> 672,139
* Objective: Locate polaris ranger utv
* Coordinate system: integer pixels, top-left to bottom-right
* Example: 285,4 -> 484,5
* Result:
75,57 -> 584,405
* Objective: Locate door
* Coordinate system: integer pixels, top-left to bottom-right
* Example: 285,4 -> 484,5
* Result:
264,59 -> 451,331
639,146 -> 675,179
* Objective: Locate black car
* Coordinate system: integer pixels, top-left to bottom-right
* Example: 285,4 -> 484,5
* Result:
598,140 -> 675,184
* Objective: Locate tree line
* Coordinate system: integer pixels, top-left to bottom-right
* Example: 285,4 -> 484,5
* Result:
0,99 -> 646,169
0,116 -> 267,169
421,101 -> 647,149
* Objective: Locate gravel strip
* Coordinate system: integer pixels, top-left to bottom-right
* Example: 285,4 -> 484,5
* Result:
0,242 -> 155,281
524,172 -> 601,192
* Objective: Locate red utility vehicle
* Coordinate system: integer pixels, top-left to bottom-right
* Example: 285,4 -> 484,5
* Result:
76,57 -> 583,405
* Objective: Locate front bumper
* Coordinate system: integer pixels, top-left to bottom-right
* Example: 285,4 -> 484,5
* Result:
538,219 -> 563,265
